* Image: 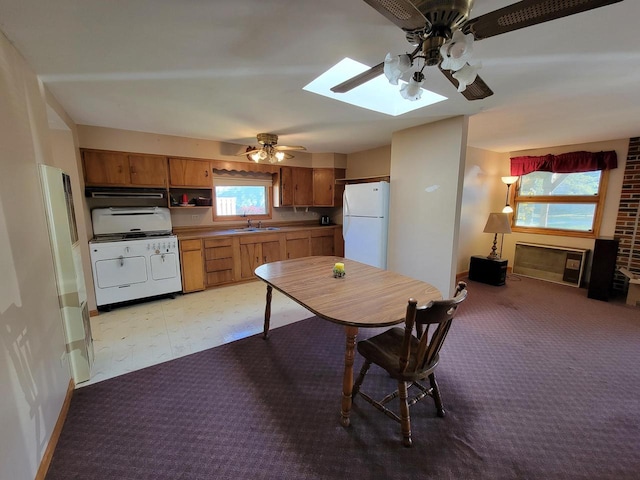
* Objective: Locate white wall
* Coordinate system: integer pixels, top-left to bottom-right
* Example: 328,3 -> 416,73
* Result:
458,147 -> 511,272
388,117 -> 468,297
0,31 -> 71,480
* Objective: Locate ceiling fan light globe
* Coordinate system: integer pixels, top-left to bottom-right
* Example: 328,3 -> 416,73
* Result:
399,73 -> 424,101
384,53 -> 412,85
275,151 -> 285,161
453,62 -> 481,92
440,31 -> 474,72
250,152 -> 261,162
258,149 -> 268,161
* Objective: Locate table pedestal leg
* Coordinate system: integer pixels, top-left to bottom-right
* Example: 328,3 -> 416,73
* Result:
341,325 -> 358,427
263,285 -> 272,340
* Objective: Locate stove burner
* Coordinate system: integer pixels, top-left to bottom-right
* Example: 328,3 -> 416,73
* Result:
91,231 -> 174,243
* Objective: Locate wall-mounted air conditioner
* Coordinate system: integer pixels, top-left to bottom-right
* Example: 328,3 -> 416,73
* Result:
513,242 -> 589,288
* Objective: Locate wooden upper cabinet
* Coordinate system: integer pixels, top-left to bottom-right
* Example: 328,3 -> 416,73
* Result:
313,168 -> 335,206
128,154 -> 167,187
169,158 -> 212,187
279,166 -> 313,206
82,149 -> 167,187
83,150 -> 130,186
279,166 -> 294,206
293,167 -> 313,206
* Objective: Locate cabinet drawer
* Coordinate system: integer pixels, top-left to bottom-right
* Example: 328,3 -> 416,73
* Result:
204,238 -> 232,249
180,239 -> 202,251
310,229 -> 334,238
239,233 -> 279,244
285,231 -> 310,240
207,270 -> 233,285
205,245 -> 233,260
206,257 -> 234,272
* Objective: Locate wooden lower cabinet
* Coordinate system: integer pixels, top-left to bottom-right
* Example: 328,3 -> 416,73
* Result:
310,229 -> 335,256
179,226 -> 343,292
204,238 -> 235,286
285,231 -> 310,259
179,239 -> 205,292
239,234 -> 284,280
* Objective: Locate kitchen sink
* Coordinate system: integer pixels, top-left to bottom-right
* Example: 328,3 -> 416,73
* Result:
233,226 -> 280,232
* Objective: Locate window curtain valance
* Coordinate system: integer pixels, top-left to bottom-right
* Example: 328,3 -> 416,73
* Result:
510,150 -> 617,176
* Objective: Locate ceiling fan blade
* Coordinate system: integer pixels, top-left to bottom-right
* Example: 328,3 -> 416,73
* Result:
463,0 -> 624,41
331,62 -> 384,93
237,147 -> 260,156
362,0 -> 428,32
275,145 -> 307,152
439,66 -> 494,101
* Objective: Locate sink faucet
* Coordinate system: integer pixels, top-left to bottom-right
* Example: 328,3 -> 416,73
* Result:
247,218 -> 252,228
258,221 -> 262,229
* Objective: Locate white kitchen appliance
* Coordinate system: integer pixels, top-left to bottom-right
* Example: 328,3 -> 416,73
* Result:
343,181 -> 390,269
89,207 -> 182,310
39,164 -> 94,384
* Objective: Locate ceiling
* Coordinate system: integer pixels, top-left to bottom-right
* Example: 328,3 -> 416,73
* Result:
0,0 -> 638,155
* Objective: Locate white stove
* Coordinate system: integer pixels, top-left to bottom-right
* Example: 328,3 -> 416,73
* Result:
89,207 -> 182,310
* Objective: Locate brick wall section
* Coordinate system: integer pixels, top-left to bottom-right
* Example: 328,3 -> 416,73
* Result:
613,137 -> 640,293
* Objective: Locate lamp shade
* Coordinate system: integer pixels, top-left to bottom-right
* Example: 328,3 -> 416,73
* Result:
483,212 -> 512,234
501,175 -> 519,185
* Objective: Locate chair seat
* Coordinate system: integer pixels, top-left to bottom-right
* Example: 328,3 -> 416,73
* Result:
357,327 -> 438,382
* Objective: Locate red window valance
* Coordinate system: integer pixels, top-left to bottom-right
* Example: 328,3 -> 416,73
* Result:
510,150 -> 617,176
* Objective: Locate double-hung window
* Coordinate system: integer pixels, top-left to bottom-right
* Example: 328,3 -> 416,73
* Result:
212,171 -> 273,221
510,150 -> 617,238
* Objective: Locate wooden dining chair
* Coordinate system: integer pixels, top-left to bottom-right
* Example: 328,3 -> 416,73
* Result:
352,282 -> 468,447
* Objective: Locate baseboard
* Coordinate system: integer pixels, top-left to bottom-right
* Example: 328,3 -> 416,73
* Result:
35,378 -> 75,480
89,309 -> 99,317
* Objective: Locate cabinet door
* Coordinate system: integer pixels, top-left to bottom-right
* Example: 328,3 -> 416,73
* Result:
169,158 -> 211,187
279,166 -> 294,206
261,240 -> 282,264
180,240 -> 205,293
128,155 -> 167,187
83,150 -> 130,186
285,231 -> 310,259
239,243 -> 261,279
310,232 -> 335,256
313,168 -> 335,206
293,167 -> 313,206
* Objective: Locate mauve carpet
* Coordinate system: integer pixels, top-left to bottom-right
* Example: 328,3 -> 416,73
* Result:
46,276 -> 640,480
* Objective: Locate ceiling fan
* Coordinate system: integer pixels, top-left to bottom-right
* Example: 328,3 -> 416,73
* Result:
331,0 -> 624,101
240,133 -> 307,164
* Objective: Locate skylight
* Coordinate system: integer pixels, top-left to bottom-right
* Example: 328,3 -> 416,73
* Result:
303,58 -> 447,116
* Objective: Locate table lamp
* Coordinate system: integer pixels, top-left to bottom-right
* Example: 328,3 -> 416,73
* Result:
483,212 -> 512,259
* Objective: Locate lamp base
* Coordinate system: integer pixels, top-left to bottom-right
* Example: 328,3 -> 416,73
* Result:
487,233 -> 500,260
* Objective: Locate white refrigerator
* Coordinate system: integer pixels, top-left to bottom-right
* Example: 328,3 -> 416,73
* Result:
343,181 -> 390,269
39,164 -> 94,384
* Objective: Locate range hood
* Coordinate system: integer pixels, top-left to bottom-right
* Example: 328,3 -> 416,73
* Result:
85,186 -> 167,199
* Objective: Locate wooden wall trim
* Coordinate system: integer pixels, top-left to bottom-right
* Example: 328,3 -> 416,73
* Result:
35,379 -> 75,480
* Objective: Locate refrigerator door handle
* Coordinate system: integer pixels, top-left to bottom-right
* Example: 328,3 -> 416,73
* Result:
343,189 -> 350,239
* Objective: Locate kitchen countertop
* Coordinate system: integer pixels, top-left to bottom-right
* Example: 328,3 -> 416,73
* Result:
174,223 -> 339,240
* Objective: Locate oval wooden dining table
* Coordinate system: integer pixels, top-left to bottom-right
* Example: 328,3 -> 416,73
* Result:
254,256 -> 442,427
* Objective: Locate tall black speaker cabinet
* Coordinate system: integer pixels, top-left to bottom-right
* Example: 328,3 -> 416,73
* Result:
587,238 -> 619,301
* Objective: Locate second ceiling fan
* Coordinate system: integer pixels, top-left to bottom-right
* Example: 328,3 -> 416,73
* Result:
331,0 -> 624,101
241,133 -> 307,163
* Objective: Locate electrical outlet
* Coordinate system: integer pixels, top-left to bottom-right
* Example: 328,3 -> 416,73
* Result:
191,215 -> 199,220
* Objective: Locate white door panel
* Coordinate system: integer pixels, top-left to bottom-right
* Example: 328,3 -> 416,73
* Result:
95,256 -> 148,288
150,253 -> 179,280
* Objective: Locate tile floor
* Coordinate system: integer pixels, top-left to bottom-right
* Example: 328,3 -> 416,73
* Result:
80,281 -> 311,387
